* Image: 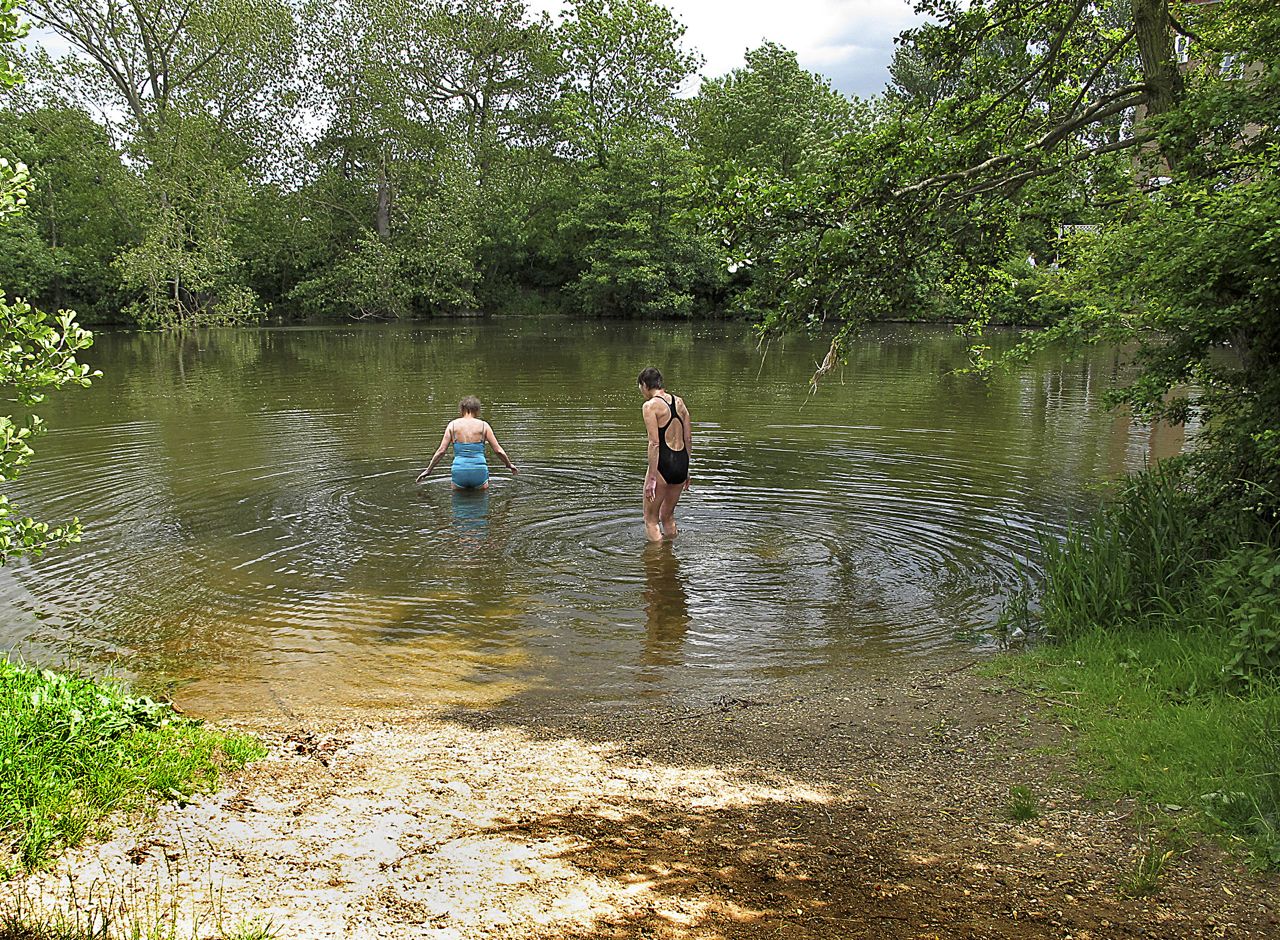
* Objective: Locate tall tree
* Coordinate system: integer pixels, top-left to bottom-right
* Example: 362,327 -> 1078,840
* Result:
690,42 -> 852,178
558,127 -> 722,318
0,105 -> 140,322
19,0 -> 298,326
548,0 -> 715,316
723,0 -> 1191,336
555,0 -> 698,166
730,0 -> 1280,522
290,0 -> 490,318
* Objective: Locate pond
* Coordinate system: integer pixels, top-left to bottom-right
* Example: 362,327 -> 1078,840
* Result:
0,320 -> 1181,716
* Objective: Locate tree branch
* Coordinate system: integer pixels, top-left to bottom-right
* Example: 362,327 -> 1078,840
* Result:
893,83 -> 1148,198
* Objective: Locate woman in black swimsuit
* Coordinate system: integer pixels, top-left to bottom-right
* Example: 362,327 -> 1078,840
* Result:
638,367 -> 691,541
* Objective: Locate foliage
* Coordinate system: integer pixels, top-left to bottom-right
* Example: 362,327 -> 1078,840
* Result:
559,128 -> 722,318
997,466 -> 1280,868
1210,547 -> 1280,688
721,0 -> 1280,525
18,0 -> 299,326
555,0 -> 698,165
0,107 -> 139,322
116,140 -> 261,329
290,181 -> 481,320
0,300 -> 96,558
994,620 -> 1280,869
1,0 -> 97,562
689,42 -> 851,179
0,657 -> 264,870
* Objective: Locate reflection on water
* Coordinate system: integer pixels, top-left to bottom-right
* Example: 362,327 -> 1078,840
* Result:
0,321 -> 1184,715
451,488 -> 491,542
641,542 -> 689,672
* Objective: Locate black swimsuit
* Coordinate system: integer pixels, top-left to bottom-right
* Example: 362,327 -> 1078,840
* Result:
656,394 -> 689,485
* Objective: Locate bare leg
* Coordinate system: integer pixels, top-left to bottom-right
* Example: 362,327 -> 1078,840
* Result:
643,482 -> 664,541
658,482 -> 683,539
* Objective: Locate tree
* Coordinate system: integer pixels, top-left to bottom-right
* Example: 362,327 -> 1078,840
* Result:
728,0 -> 1280,523
555,0 -> 699,166
690,42 -> 851,178
0,106 -> 140,322
0,0 -> 97,561
290,0 -> 488,318
1032,0 -> 1280,525
558,128 -> 722,318
19,0 -> 299,326
548,0 -> 715,315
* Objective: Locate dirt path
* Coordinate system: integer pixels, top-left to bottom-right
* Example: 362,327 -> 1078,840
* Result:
9,666 -> 1278,938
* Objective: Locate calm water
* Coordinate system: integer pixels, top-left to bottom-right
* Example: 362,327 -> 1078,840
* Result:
0,321 -> 1179,716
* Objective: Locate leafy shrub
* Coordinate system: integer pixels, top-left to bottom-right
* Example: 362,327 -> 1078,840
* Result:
1208,547 -> 1280,687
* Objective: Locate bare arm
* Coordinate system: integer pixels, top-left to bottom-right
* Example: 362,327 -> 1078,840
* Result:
643,401 -> 661,499
416,423 -> 453,482
484,422 -> 518,474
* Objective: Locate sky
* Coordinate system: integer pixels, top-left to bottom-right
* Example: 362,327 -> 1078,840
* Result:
527,0 -> 926,98
28,0 -> 926,101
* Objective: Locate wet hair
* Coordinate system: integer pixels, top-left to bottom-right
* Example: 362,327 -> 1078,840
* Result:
637,367 -> 664,390
459,396 -> 482,416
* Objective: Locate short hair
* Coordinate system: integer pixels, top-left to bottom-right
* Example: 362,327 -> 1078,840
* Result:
637,367 -> 664,390
459,396 -> 482,416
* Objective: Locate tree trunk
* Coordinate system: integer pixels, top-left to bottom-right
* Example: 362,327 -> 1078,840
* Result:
375,146 -> 392,241
1134,0 -> 1182,120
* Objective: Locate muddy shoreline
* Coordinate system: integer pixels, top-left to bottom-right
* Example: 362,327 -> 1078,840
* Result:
10,665 -> 1278,938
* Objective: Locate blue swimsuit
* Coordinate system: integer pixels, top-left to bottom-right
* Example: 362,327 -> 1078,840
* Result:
450,440 -> 490,489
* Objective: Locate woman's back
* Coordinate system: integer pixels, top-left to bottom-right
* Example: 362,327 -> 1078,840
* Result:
450,416 -> 489,445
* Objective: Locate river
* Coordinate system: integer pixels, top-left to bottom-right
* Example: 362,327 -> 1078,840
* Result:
0,320 -> 1182,716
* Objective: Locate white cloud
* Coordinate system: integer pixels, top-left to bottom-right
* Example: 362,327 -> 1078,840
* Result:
529,0 -> 925,97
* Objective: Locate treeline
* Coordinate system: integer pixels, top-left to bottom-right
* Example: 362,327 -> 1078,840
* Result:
3,0 -> 1278,530
1,0 -> 1139,330
1,0 -> 856,326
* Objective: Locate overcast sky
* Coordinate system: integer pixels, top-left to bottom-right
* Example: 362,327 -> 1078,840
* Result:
528,0 -> 926,98
28,0 -> 925,100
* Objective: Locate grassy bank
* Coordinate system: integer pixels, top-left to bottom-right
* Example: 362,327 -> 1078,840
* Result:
994,471 -> 1280,869
0,658 -> 263,873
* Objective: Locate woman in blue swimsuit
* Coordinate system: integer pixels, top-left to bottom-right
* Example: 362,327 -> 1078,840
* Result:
417,396 -> 518,489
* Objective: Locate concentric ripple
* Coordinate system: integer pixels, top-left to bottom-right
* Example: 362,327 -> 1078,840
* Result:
0,321 -> 1176,713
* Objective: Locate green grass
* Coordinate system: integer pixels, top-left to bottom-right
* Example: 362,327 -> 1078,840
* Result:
0,657 -> 265,872
992,468 -> 1280,869
0,896 -> 279,940
1004,784 -> 1041,821
992,630 -> 1280,865
1118,840 -> 1177,898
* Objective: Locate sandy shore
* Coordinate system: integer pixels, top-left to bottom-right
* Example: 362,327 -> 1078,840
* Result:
8,666 -> 1278,939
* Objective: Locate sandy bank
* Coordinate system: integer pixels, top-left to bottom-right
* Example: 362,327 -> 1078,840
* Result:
8,667 -> 1278,939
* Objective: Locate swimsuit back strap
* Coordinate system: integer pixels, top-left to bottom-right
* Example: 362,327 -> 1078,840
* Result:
667,394 -> 683,429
